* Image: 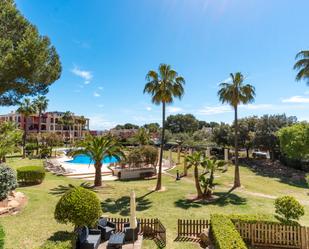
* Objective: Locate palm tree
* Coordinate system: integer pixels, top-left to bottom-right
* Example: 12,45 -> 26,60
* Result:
294,50 -> 309,83
59,111 -> 74,145
33,96 -> 49,134
17,98 -> 37,158
72,135 -> 125,187
144,64 -> 185,191
218,72 -> 255,188
134,127 -> 150,146
185,151 -> 205,199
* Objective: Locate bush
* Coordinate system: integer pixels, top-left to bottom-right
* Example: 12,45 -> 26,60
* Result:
55,187 -> 102,228
0,164 -> 18,201
126,146 -> 158,167
275,196 -> 305,224
229,214 -> 278,224
211,214 -> 247,249
0,224 -> 4,249
17,166 -> 45,185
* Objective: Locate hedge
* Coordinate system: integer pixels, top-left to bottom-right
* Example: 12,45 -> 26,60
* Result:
0,224 -> 4,249
228,214 -> 279,225
17,166 -> 46,185
211,214 -> 247,249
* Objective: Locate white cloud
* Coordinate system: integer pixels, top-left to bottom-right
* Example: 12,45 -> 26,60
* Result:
93,92 -> 101,97
167,106 -> 183,113
88,115 -> 116,130
146,107 -> 152,111
98,86 -> 104,90
240,104 -> 274,110
71,66 -> 93,84
197,105 -> 232,115
282,96 -> 309,103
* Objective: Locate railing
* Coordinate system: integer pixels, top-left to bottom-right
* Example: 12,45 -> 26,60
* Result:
234,221 -> 309,249
177,219 -> 210,238
107,217 -> 166,248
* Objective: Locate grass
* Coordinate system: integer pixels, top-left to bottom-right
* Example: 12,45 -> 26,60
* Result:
1,155 -> 309,249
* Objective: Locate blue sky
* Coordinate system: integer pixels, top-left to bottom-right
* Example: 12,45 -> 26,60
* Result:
1,0 -> 309,130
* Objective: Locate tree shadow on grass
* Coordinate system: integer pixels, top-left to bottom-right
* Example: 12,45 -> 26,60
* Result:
101,191 -> 154,216
241,159 -> 308,189
47,231 -> 74,242
174,190 -> 247,209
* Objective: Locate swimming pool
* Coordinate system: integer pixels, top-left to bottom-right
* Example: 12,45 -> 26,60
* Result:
66,154 -> 119,164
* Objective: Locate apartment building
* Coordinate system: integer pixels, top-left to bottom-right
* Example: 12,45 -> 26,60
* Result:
0,111 -> 90,140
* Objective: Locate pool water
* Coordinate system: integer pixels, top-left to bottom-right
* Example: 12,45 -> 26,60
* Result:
66,154 -> 119,164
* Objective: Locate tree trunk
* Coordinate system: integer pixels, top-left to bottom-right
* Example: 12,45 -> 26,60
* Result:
155,102 -> 165,191
184,156 -> 188,176
37,110 -> 41,155
194,165 -> 203,199
177,146 -> 181,164
234,106 -> 240,188
22,118 -> 27,158
246,148 -> 249,159
94,162 -> 102,187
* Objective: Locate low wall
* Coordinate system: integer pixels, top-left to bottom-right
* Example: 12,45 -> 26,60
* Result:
112,167 -> 156,180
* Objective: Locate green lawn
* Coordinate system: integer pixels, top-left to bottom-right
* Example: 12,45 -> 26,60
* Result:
1,155 -> 309,249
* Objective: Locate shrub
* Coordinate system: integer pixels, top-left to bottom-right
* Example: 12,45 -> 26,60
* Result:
17,166 -> 45,185
126,146 -> 158,167
229,214 -> 278,224
55,187 -> 102,228
0,224 -> 4,249
0,164 -> 18,201
274,196 -> 304,224
211,214 -> 247,249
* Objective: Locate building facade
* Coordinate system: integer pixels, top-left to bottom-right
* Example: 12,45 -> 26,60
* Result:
0,111 -> 90,140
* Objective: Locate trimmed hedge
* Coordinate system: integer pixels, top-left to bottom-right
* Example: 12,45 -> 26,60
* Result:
211,214 -> 247,249
0,224 -> 4,249
229,214 -> 279,224
17,166 -> 45,185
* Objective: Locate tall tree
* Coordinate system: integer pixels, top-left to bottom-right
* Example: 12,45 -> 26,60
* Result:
17,98 -> 37,158
165,114 -> 199,133
58,111 -> 74,144
218,72 -> 255,188
33,96 -> 49,134
144,64 -> 185,191
0,0 -> 61,106
294,50 -> 309,84
0,121 -> 22,162
72,135 -> 124,187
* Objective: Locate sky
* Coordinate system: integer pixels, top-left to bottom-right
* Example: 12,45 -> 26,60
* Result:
1,0 -> 309,130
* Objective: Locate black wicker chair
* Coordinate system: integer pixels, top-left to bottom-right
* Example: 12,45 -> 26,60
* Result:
76,226 -> 101,249
97,217 -> 116,241
123,222 -> 140,242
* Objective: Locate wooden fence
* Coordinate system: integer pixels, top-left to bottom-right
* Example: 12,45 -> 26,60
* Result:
177,219 -> 309,249
234,221 -> 309,249
107,217 -> 166,247
177,219 -> 210,238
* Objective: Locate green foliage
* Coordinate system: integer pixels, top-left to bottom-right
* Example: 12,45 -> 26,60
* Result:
0,122 -> 22,162
228,214 -> 278,224
134,127 -> 150,145
212,122 -> 233,148
17,165 -> 45,185
274,196 -> 304,224
277,122 -> 309,160
0,224 -> 4,249
0,164 -> 17,201
211,214 -> 247,249
115,123 -> 139,130
126,146 -> 158,167
143,123 -> 160,133
165,114 -> 199,133
294,50 -> 309,83
54,187 -> 102,228
73,135 -> 124,186
0,0 -> 61,106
